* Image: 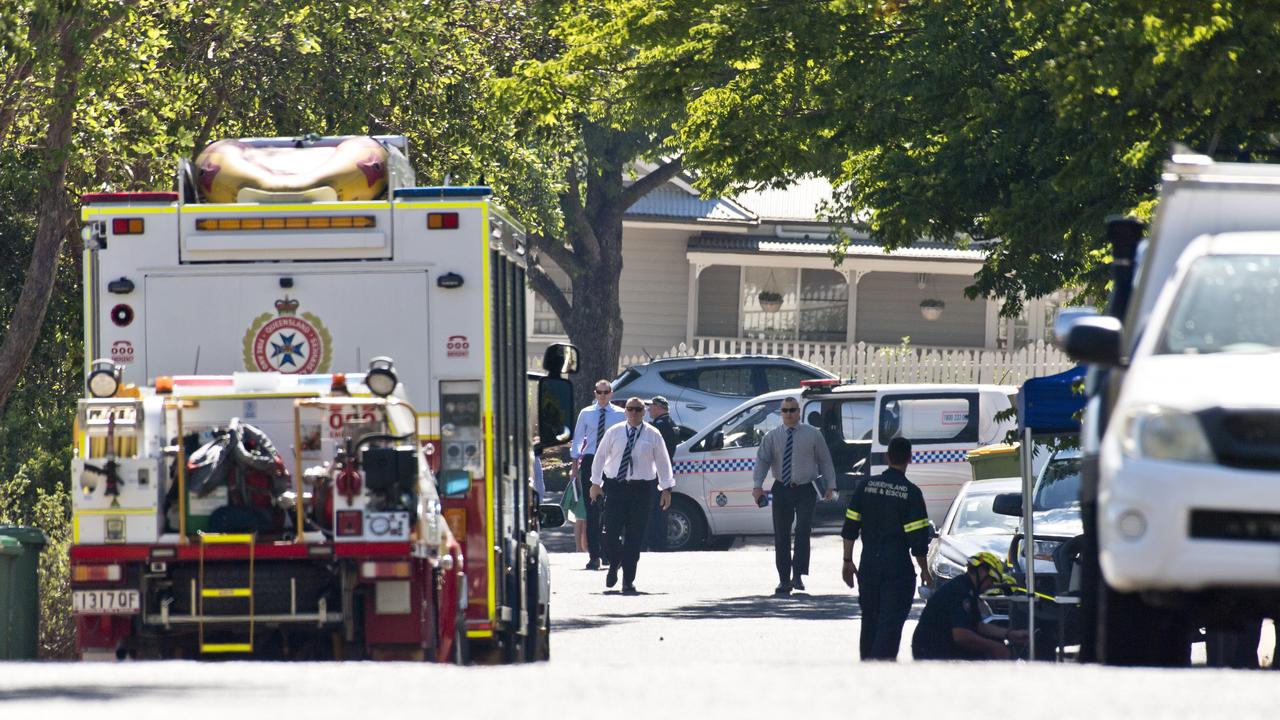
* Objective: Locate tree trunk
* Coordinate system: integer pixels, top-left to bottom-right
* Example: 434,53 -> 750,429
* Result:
0,27 -> 85,414
563,240 -> 625,411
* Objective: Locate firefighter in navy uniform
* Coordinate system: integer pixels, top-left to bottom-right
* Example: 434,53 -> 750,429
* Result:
912,552 -> 1027,660
840,436 -> 933,660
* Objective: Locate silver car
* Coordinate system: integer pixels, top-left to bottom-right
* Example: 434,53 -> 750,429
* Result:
611,355 -> 836,431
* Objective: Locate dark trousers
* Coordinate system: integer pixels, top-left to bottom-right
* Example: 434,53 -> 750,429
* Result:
643,484 -> 667,552
578,455 -> 606,562
603,478 -> 656,586
859,571 -> 916,660
771,482 -> 817,583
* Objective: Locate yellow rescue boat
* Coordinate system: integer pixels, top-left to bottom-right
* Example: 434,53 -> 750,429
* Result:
195,136 -> 390,204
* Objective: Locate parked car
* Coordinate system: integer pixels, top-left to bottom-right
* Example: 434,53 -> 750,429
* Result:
993,448 -> 1084,656
611,355 -> 835,431
662,381 -> 1017,551
927,477 -> 1023,585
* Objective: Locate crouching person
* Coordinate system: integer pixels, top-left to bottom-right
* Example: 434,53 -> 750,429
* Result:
912,552 -> 1027,660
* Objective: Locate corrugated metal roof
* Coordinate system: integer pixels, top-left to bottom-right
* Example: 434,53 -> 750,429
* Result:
624,185 -> 756,223
688,233 -> 985,261
731,177 -> 838,221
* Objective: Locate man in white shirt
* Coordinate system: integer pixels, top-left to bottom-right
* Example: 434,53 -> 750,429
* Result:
571,379 -> 627,569
590,396 -> 675,594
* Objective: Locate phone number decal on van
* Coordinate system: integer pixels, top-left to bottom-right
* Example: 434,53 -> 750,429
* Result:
941,411 -> 969,426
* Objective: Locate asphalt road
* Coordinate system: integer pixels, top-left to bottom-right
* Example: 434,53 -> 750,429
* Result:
1,531 -> 1276,719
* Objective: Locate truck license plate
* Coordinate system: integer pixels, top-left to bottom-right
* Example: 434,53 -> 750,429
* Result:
73,589 -> 140,615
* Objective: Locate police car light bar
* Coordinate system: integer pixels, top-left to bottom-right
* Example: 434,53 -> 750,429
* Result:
799,379 -> 841,389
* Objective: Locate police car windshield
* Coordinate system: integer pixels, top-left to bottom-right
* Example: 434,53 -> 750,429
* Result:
950,492 -> 1021,536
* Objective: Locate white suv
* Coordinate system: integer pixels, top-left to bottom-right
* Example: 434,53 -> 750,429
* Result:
1097,233 -> 1280,590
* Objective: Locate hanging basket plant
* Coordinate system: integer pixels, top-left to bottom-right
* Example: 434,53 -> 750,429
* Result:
919,298 -> 945,321
758,290 -> 783,314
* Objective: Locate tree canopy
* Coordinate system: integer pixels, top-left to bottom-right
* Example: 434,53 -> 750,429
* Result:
562,0 -> 1280,310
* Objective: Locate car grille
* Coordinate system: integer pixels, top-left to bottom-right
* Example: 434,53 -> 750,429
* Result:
1197,409 -> 1280,471
1189,509 -> 1280,543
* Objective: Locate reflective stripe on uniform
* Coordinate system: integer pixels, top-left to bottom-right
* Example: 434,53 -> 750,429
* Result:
846,509 -> 861,521
903,518 -> 929,533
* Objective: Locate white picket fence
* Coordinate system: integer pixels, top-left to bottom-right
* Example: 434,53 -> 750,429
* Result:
615,338 -> 1074,386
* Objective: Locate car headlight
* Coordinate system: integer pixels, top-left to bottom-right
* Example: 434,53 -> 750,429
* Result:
1121,405 -> 1214,463
932,553 -> 965,580
1032,539 -> 1062,563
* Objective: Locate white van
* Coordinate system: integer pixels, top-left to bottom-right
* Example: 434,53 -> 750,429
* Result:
663,382 -> 1017,551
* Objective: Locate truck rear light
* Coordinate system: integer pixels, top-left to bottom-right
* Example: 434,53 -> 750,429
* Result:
360,561 -> 410,579
194,216 -> 375,231
427,212 -> 459,230
111,218 -> 144,234
73,564 -> 122,582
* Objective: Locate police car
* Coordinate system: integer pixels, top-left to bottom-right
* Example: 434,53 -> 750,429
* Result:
663,381 -> 1017,551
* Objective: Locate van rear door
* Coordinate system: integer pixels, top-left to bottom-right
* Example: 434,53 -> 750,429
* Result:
871,390 -> 981,525
143,269 -> 430,392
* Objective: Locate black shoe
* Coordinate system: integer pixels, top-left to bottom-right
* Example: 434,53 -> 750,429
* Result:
586,559 -> 600,571
606,565 -> 619,588
622,584 -> 638,595
774,582 -> 792,595
792,577 -> 806,591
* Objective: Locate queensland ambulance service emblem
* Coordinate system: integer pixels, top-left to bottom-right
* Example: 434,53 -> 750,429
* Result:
242,296 -> 332,374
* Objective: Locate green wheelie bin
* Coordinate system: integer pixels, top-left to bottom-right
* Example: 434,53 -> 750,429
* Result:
0,526 -> 47,659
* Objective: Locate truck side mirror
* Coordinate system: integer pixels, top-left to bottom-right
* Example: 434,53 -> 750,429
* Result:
536,376 -> 574,450
993,492 -> 1024,517
542,343 -> 578,378
1062,316 -> 1124,366
537,503 -> 566,529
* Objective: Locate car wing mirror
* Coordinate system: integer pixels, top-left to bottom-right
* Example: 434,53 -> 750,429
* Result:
992,492 -> 1024,517
1062,315 -> 1124,366
709,430 -> 724,450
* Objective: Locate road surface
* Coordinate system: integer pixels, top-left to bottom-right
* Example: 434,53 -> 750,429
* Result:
0,532 -> 1275,718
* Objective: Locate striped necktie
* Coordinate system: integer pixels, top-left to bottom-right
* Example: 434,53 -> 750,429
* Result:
781,427 -> 794,485
618,426 -> 638,480
596,407 -> 607,449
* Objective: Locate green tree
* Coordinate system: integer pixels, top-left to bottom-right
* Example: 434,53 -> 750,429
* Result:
577,1 -> 1280,311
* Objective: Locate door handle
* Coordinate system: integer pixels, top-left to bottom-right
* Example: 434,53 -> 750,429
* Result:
686,403 -> 706,411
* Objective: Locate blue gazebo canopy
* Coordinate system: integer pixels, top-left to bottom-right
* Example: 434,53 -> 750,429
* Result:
1017,366 -> 1087,435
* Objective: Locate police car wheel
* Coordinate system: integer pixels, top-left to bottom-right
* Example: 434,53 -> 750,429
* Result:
665,497 -> 706,552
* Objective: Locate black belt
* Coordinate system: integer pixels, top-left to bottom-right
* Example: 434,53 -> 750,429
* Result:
607,476 -> 656,483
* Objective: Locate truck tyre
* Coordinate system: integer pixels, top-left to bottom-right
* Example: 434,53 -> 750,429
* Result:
1097,580 -> 1192,666
665,496 -> 707,552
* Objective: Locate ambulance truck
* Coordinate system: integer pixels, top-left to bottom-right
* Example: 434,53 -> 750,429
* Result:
70,134 -> 577,661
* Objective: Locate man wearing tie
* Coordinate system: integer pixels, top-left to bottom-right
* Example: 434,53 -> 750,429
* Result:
589,397 -> 675,594
571,379 -> 627,570
753,396 -> 837,595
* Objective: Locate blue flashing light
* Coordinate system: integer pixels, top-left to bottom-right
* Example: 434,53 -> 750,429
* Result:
394,186 -> 493,199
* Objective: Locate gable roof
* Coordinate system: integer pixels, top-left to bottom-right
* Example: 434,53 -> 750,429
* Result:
624,184 -> 757,223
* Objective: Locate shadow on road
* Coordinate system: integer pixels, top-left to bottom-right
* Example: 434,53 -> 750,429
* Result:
0,684 -> 217,703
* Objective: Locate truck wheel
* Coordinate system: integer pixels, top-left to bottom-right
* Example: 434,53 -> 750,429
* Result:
1097,580 -> 1191,666
665,496 -> 707,552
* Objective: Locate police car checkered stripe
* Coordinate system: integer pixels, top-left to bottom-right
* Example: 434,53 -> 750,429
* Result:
911,449 -> 968,464
672,458 -> 754,475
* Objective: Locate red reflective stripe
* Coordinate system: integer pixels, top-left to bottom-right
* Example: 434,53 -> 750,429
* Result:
334,542 -> 412,558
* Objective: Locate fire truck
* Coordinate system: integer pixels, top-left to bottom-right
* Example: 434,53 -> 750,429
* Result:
70,135 -> 578,661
